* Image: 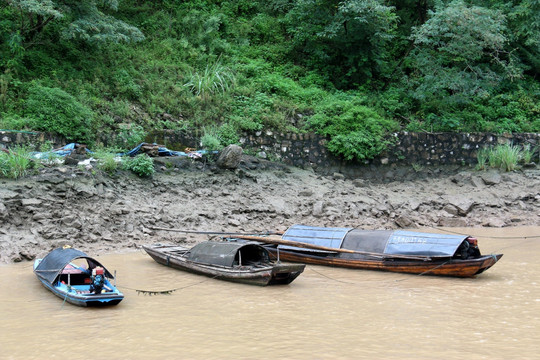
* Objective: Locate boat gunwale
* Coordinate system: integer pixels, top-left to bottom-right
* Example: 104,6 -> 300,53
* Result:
266,247 -> 502,277
143,244 -> 288,274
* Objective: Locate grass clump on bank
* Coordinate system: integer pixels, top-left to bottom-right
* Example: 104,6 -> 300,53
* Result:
476,144 -> 538,172
0,146 -> 34,179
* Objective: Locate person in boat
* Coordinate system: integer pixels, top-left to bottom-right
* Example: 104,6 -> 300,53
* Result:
89,267 -> 105,294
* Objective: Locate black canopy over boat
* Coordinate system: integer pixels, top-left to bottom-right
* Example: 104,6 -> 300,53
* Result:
143,241 -> 305,286
34,247 -> 124,306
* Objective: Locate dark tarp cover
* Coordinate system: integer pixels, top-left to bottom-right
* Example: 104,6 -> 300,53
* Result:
186,241 -> 269,267
35,248 -> 113,284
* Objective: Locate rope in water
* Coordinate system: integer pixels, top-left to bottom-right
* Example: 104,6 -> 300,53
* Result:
117,275 -> 220,296
307,266 -> 355,284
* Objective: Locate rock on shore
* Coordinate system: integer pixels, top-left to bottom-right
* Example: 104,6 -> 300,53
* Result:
0,157 -> 539,263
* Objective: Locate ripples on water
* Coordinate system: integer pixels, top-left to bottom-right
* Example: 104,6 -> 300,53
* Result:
0,227 -> 539,360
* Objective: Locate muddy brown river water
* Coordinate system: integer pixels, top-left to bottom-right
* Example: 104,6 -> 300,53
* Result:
1,226 -> 539,360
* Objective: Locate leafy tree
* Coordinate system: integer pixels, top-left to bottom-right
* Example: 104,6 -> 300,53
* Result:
506,0 -> 540,76
4,0 -> 144,46
408,0 -> 522,104
284,0 -> 397,89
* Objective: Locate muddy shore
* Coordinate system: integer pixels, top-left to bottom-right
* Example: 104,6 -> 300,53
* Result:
1,155 -> 539,263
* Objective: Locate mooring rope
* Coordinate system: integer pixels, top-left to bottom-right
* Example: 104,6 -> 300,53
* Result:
118,275 -> 220,296
307,266 -> 356,284
61,291 -> 68,308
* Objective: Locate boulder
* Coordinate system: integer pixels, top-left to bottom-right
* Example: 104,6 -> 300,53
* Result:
395,215 -> 416,228
481,171 -> 502,186
216,145 -> 243,169
447,195 -> 475,215
0,202 -> 7,217
312,201 -> 325,217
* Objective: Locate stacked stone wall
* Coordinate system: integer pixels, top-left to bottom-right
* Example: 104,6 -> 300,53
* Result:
240,131 -> 540,169
2,129 -> 538,172
0,131 -> 64,150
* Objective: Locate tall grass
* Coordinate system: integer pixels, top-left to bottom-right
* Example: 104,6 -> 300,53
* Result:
200,126 -> 222,151
475,148 -> 490,170
477,143 -> 533,172
184,56 -> 236,100
496,144 -> 522,171
93,148 -> 120,174
521,143 -> 538,164
0,146 -> 33,179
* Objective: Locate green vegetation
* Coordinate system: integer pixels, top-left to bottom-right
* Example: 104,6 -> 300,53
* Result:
123,154 -> 155,177
476,143 -> 537,172
93,148 -> 120,174
0,146 -> 33,179
0,0 -> 539,162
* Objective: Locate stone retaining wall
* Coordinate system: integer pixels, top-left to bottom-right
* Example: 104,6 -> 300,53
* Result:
240,131 -> 540,170
2,129 -> 538,172
0,131 -> 64,150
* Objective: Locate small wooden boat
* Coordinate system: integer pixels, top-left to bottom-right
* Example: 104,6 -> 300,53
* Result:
143,241 -> 305,286
34,247 -> 124,306
229,225 -> 503,278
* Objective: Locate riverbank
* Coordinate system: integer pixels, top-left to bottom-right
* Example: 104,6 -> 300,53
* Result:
1,156 -> 539,263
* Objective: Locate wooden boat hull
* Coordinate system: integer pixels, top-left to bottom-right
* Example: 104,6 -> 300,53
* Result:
143,245 -> 305,286
267,248 -> 503,277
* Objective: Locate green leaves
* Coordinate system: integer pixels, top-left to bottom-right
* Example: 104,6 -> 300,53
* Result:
409,0 -> 521,102
184,57 -> 236,99
7,0 -> 63,18
5,0 -> 144,46
307,93 -> 399,161
123,154 -> 154,177
24,84 -> 95,143
0,145 -> 33,179
284,0 -> 397,88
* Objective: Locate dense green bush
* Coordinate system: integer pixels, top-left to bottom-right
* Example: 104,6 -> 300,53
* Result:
307,94 -> 399,160
123,154 -> 155,177
24,84 -> 95,143
93,149 -> 120,174
200,127 -> 222,151
115,124 -> 146,150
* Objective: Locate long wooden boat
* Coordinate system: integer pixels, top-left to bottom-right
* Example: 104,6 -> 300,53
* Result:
34,247 -> 124,306
143,241 -> 305,286
228,225 -> 503,278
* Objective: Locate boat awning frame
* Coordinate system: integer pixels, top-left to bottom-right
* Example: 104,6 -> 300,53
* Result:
281,224 -> 353,253
186,241 -> 270,267
34,248 -> 113,284
384,231 -> 469,257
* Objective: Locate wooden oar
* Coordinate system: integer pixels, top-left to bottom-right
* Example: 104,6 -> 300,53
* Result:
148,226 -> 432,261
148,225 -> 282,236
230,235 -> 433,261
